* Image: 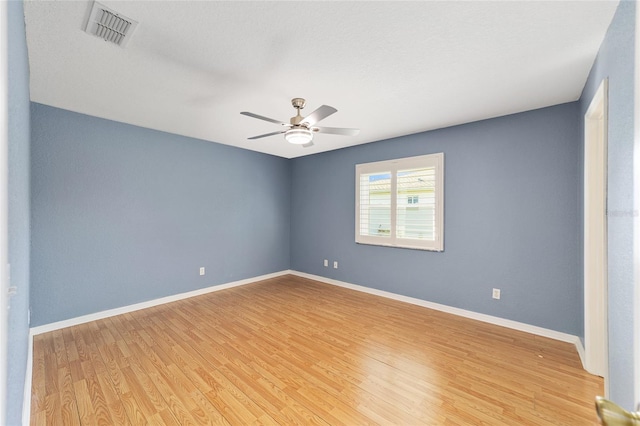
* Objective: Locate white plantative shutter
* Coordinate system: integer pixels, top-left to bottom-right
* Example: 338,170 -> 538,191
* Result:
358,171 -> 392,239
396,167 -> 436,241
356,153 -> 443,251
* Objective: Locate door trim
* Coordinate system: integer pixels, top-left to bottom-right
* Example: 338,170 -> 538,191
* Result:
0,2 -> 9,422
584,78 -> 609,391
634,2 -> 640,409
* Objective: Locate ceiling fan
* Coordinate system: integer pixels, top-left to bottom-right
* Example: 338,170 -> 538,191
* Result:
241,98 -> 359,148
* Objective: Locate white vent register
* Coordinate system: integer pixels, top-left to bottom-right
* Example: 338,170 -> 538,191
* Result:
84,2 -> 138,47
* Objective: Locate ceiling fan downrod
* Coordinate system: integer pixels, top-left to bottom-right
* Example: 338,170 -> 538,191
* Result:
290,98 -> 306,126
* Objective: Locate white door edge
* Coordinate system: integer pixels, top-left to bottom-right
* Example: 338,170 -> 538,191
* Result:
0,2 -> 9,423
634,1 -> 640,410
584,78 -> 609,393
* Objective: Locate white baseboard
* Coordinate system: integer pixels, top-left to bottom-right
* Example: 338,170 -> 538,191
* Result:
30,270 -> 291,336
575,337 -> 586,370
290,270 -> 585,364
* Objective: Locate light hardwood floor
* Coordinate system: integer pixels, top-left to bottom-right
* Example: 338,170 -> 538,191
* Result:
30,274 -> 603,425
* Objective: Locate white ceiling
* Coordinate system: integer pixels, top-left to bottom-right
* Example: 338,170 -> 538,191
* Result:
23,1 -> 618,159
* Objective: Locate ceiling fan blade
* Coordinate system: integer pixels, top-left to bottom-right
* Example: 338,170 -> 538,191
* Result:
301,105 -> 337,126
302,141 -> 314,148
248,130 -> 286,140
241,111 -> 287,125
314,126 -> 360,136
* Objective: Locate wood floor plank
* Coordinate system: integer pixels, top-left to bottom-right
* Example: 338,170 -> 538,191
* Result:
142,370 -> 200,426
31,274 -> 603,425
72,380 -> 97,426
95,373 -> 131,426
31,410 -> 47,426
95,344 -> 130,396
189,390 -> 232,426
118,392 -> 147,426
147,408 -> 181,426
42,393 -> 63,426
119,367 -> 158,419
57,366 -> 80,426
43,352 -> 59,396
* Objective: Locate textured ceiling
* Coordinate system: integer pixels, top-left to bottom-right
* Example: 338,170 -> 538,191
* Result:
23,1 -> 618,159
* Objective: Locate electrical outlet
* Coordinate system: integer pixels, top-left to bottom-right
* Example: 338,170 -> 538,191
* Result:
323,259 -> 328,267
199,267 -> 205,276
333,261 -> 338,269
492,288 -> 501,300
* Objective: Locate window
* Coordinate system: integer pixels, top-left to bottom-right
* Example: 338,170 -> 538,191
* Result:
355,153 -> 444,251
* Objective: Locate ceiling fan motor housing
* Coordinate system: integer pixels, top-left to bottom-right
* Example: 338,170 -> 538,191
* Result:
291,98 -> 306,109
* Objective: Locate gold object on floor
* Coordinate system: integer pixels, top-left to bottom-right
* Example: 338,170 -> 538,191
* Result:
596,396 -> 640,425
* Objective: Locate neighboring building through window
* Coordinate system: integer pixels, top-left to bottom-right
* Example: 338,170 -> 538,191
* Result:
355,153 -> 444,251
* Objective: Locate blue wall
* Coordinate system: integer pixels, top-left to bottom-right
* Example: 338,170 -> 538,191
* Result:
291,103 -> 583,336
30,104 -> 291,326
580,0 -> 636,410
7,0 -> 31,424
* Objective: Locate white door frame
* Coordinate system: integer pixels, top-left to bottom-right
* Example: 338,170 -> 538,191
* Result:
0,1 -> 9,423
634,2 -> 640,410
584,78 -> 609,391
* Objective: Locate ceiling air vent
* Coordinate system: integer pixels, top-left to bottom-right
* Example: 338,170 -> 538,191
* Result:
84,2 -> 138,47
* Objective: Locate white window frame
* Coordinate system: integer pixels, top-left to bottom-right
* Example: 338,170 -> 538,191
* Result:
355,153 -> 444,251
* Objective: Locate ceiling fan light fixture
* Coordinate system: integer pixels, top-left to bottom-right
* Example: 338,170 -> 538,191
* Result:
285,128 -> 313,145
